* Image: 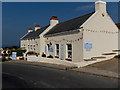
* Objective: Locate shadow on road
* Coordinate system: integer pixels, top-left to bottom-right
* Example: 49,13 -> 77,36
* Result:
2,73 -> 33,89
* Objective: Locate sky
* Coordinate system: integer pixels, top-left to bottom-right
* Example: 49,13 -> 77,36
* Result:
2,1 -> 119,47
0,1 -> 2,48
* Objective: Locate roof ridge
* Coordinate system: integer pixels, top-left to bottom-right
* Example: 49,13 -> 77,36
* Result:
58,12 -> 95,25
45,12 -> 94,37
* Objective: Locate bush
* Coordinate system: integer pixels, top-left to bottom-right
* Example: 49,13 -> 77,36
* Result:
27,51 -> 37,56
2,56 -> 6,62
1,56 -> 12,62
47,55 -> 53,58
114,55 -> 120,58
10,49 -> 26,56
42,52 -> 46,57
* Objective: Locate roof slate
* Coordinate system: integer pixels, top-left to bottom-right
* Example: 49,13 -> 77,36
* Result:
21,25 -> 49,40
44,12 -> 94,37
116,23 -> 120,29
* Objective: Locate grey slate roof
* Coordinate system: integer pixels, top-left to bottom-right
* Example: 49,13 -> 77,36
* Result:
116,23 -> 120,29
44,12 -> 94,37
21,25 -> 49,40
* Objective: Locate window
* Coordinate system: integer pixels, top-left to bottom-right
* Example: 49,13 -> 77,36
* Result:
34,48 -> 35,51
55,44 -> 59,56
66,44 -> 72,59
47,44 -> 50,51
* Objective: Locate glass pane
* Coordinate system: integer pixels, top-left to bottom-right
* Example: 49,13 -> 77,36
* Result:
68,52 -> 72,58
56,51 -> 59,56
68,44 -> 72,50
56,44 -> 59,49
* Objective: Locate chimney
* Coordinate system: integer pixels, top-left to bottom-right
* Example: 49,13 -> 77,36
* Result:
28,28 -> 33,33
35,25 -> 41,31
95,0 -> 106,12
50,16 -> 59,26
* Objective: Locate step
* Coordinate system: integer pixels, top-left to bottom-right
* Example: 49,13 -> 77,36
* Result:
84,58 -> 97,61
91,56 -> 106,59
102,53 -> 116,55
112,49 -> 120,52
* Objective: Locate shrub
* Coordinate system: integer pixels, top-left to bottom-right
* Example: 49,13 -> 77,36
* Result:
42,52 -> 46,57
27,51 -> 37,56
2,56 -> 6,62
114,55 -> 120,58
47,55 -> 53,58
10,49 -> 26,56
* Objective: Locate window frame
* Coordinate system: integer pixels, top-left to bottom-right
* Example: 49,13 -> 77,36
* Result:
55,44 -> 59,57
66,44 -> 72,59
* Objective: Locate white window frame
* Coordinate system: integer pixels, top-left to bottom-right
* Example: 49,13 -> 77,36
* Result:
66,44 -> 72,59
55,44 -> 59,56
47,44 -> 50,52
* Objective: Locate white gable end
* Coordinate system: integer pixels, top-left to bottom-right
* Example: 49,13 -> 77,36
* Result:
81,11 -> 118,59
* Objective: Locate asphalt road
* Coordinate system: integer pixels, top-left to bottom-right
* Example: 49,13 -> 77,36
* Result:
2,62 -> 118,88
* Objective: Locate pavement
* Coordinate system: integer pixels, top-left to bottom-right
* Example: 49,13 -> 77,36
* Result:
5,57 -> 119,79
72,58 -> 119,79
6,60 -> 77,70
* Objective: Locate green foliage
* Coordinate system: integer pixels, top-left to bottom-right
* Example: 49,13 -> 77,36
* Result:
2,56 -> 12,62
47,55 -> 53,58
114,55 -> 120,58
3,46 -> 19,50
42,52 -> 46,57
11,49 -> 26,56
27,51 -> 37,55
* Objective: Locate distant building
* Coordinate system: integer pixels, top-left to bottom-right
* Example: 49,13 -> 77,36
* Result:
20,0 -> 119,62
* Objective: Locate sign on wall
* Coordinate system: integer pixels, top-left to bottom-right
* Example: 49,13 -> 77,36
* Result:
12,52 -> 17,60
84,40 -> 92,51
60,44 -> 64,60
49,46 -> 54,52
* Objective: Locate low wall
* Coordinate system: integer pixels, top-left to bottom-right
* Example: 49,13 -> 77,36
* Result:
27,55 -> 40,61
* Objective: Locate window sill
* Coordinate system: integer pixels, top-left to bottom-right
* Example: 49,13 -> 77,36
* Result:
65,58 -> 72,61
55,56 -> 59,58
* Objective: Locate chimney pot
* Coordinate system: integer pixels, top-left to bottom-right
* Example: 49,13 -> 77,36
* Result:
28,28 -> 33,33
95,0 -> 106,12
50,16 -> 59,26
35,25 -> 41,31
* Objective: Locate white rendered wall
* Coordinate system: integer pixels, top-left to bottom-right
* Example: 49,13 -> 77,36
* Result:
39,25 -> 57,56
44,32 -> 83,62
82,11 -> 118,59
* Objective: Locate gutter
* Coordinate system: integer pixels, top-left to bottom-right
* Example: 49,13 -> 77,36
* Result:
44,29 -> 80,37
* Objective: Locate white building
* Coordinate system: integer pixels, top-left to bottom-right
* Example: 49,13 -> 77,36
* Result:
20,16 -> 59,55
20,0 -> 119,62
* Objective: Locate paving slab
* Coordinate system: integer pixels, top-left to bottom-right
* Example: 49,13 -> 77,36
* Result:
72,58 -> 119,79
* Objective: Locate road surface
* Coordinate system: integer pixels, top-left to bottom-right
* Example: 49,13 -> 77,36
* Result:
2,62 -> 118,88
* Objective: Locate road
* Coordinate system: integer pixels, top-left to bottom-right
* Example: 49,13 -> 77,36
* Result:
2,62 -> 118,88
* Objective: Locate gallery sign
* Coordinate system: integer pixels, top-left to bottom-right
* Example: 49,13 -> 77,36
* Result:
49,46 -> 54,52
84,40 -> 92,51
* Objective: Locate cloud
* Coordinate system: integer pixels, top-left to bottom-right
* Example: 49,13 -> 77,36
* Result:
76,4 -> 94,11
